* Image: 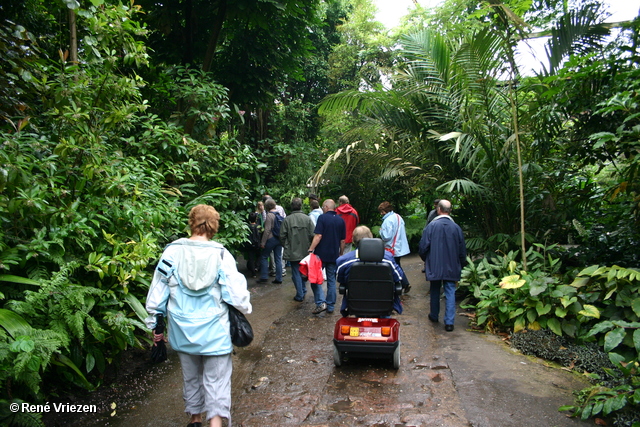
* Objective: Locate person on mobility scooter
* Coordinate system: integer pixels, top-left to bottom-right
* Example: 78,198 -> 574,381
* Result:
333,227 -> 404,368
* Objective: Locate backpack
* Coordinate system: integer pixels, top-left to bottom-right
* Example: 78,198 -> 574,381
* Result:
271,212 -> 284,238
248,223 -> 261,249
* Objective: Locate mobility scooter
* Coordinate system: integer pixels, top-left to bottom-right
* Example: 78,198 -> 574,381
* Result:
333,238 -> 403,369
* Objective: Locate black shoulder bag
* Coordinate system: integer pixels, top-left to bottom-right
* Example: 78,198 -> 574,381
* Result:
228,304 -> 253,347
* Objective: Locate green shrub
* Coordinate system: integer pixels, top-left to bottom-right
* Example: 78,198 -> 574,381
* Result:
464,250 -> 640,425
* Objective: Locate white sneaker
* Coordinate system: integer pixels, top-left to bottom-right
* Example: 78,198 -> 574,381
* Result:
312,302 -> 327,314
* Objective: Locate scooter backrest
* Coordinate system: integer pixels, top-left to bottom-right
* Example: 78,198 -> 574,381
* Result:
358,238 -> 384,262
347,238 -> 394,317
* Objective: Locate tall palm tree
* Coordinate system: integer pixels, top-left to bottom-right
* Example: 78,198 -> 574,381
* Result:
316,27 -> 523,247
314,1 -> 612,255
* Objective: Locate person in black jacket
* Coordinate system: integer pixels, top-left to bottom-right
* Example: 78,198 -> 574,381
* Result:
418,200 -> 466,331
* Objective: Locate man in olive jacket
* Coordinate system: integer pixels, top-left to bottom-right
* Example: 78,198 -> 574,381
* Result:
280,197 -> 316,302
418,199 -> 466,331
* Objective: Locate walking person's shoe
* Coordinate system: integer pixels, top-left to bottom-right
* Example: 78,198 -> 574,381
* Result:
428,314 -> 438,323
271,280 -> 282,284
445,324 -> 454,331
403,284 -> 411,293
312,302 -> 327,314
257,278 -> 268,283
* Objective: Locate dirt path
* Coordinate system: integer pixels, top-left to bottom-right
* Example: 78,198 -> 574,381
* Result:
44,254 -> 592,427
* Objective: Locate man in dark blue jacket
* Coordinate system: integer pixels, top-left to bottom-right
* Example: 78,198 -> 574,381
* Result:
418,199 -> 466,331
308,199 -> 346,315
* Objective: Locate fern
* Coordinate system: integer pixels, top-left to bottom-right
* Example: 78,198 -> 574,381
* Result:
0,399 -> 44,427
0,326 -> 66,399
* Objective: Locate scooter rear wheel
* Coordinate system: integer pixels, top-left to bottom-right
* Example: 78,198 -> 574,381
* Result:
333,344 -> 343,367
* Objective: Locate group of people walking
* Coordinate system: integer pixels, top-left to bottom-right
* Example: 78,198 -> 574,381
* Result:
144,196 -> 466,427
276,195 -> 415,315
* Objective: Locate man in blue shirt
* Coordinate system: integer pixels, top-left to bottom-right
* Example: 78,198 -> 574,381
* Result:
308,199 -> 346,314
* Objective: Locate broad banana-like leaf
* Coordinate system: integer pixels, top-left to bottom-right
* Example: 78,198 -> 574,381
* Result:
0,275 -> 40,286
0,308 -> 31,339
124,293 -> 149,324
52,353 -> 95,390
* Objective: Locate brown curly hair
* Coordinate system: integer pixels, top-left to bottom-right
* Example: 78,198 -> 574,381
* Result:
188,204 -> 220,239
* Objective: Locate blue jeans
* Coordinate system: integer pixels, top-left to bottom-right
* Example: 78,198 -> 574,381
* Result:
310,261 -> 337,311
260,237 -> 282,281
290,261 -> 307,300
429,280 -> 456,325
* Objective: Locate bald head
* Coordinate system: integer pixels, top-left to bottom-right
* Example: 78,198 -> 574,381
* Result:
437,199 -> 452,215
323,199 -> 336,211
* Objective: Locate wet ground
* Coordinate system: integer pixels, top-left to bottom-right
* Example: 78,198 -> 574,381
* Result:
43,254 -> 593,426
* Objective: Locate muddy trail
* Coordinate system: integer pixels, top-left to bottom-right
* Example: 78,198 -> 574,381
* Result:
43,254 -> 593,427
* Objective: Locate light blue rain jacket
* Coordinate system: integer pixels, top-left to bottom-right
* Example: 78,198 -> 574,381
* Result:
379,211 -> 410,257
145,239 -> 252,356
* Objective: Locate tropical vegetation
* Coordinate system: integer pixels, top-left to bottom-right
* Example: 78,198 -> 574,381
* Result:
0,0 -> 638,425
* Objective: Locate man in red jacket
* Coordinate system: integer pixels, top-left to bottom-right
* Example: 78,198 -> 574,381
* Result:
336,195 -> 359,253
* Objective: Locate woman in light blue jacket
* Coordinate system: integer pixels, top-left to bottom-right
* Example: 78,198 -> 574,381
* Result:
378,201 -> 411,293
146,204 -> 252,427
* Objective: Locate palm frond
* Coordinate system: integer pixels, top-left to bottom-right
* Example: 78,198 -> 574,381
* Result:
437,178 -> 488,196
544,3 -> 610,73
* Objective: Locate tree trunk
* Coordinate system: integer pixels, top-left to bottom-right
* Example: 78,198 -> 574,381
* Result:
183,0 -> 194,65
69,8 -> 78,64
202,0 -> 227,73
184,0 -> 227,135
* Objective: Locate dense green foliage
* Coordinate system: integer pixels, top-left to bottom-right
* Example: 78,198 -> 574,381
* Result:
0,0 -> 358,418
460,252 -> 640,425
0,0 -> 639,425
0,0 -> 261,416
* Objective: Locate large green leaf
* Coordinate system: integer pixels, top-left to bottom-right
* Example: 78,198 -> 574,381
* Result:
602,394 -> 627,416
632,298 -> 640,318
577,265 -> 600,276
548,318 -> 562,336
604,327 -> 626,352
0,275 -> 40,286
569,276 -> 590,288
579,304 -> 600,319
513,315 -> 526,333
529,280 -> 548,296
124,293 -> 149,324
0,308 -> 31,339
555,306 -> 568,318
587,320 -> 614,337
51,353 -> 94,390
536,302 -> 551,316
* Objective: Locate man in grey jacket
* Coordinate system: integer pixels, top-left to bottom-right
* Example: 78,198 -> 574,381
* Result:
280,198 -> 316,301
